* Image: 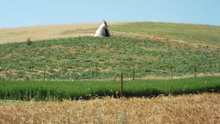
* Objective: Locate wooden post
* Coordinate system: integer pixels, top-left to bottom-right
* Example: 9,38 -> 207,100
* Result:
90,68 -> 93,80
170,67 -> 173,79
194,66 -> 197,77
132,66 -> 135,80
120,73 -> 123,98
43,68 -> 46,80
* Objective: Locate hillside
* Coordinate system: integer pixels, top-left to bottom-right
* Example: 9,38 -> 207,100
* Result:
0,22 -> 124,45
111,22 -> 220,48
1,22 -> 220,47
0,22 -> 220,80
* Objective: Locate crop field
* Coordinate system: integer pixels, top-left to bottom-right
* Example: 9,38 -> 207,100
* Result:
111,22 -> 220,47
0,77 -> 219,101
0,93 -> 220,123
1,36 -> 220,80
0,22 -> 122,44
0,23 -> 97,44
0,22 -> 220,123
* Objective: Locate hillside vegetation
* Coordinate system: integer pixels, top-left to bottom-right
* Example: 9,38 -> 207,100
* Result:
0,22 -> 220,80
111,22 -> 220,47
0,36 -> 220,80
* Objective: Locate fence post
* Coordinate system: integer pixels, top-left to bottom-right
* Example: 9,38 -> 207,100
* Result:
132,66 -> 135,80
43,67 -> 46,80
90,68 -> 93,80
194,66 -> 197,77
170,67 -> 173,79
120,73 -> 123,98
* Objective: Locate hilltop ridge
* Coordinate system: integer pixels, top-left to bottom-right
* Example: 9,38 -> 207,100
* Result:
1,22 -> 220,47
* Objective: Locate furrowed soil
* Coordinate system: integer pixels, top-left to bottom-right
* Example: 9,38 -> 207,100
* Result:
0,93 -> 219,124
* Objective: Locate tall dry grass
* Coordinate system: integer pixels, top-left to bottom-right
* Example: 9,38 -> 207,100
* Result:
0,22 -> 124,44
0,22 -> 123,44
0,93 -> 219,124
0,23 -> 99,44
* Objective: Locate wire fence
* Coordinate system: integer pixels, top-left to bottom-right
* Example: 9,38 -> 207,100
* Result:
1,63 -> 220,81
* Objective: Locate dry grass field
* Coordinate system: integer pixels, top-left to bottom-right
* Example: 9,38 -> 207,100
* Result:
0,23 -> 98,44
0,23 -> 121,44
0,93 -> 219,124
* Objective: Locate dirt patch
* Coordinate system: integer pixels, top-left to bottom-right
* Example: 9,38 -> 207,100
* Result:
0,56 -> 9,59
58,59 -> 70,63
97,49 -> 110,52
50,45 -> 63,48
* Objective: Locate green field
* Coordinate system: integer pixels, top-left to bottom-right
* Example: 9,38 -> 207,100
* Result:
111,22 -> 220,47
1,36 -> 220,80
0,77 -> 219,101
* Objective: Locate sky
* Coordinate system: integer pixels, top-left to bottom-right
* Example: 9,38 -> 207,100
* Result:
1,0 -> 220,29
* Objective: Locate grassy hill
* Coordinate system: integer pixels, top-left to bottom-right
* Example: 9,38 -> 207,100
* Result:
111,22 -> 220,47
0,22 -> 220,80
